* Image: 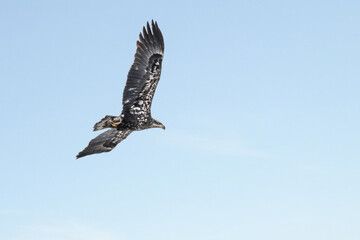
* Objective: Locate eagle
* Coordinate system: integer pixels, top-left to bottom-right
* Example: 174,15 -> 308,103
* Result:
77,20 -> 165,159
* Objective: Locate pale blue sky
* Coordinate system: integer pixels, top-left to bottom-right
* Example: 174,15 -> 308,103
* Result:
1,0 -> 360,239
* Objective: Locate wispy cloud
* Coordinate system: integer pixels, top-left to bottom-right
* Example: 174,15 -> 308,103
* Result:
165,130 -> 272,158
0,209 -> 24,215
5,221 -> 126,240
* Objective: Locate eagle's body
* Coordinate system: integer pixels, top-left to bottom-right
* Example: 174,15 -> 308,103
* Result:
77,20 -> 165,159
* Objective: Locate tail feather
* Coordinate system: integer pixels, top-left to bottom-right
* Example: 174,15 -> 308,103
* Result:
93,115 -> 121,131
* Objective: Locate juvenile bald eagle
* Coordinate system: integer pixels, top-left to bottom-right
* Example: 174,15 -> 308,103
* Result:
77,20 -> 165,159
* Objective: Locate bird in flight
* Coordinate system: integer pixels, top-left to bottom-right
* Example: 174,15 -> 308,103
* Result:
77,20 -> 165,159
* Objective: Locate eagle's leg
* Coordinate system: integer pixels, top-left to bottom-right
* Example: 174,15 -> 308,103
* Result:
93,115 -> 122,131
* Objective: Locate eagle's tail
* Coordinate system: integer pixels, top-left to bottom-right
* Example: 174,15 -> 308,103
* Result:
93,115 -> 122,131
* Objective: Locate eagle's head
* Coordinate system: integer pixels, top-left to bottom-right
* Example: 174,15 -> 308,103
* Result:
151,119 -> 166,130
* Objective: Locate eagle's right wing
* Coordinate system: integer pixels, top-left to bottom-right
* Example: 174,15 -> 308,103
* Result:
76,129 -> 132,159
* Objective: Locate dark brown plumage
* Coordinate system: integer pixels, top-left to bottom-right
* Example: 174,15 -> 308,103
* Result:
77,20 -> 165,159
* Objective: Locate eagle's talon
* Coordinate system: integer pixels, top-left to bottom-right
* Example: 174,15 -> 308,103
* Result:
111,122 -> 121,127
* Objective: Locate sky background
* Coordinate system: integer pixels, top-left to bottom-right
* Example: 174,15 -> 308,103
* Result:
1,0 -> 360,239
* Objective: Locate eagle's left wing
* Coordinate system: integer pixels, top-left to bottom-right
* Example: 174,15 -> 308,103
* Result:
76,129 -> 132,159
121,20 -> 164,118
